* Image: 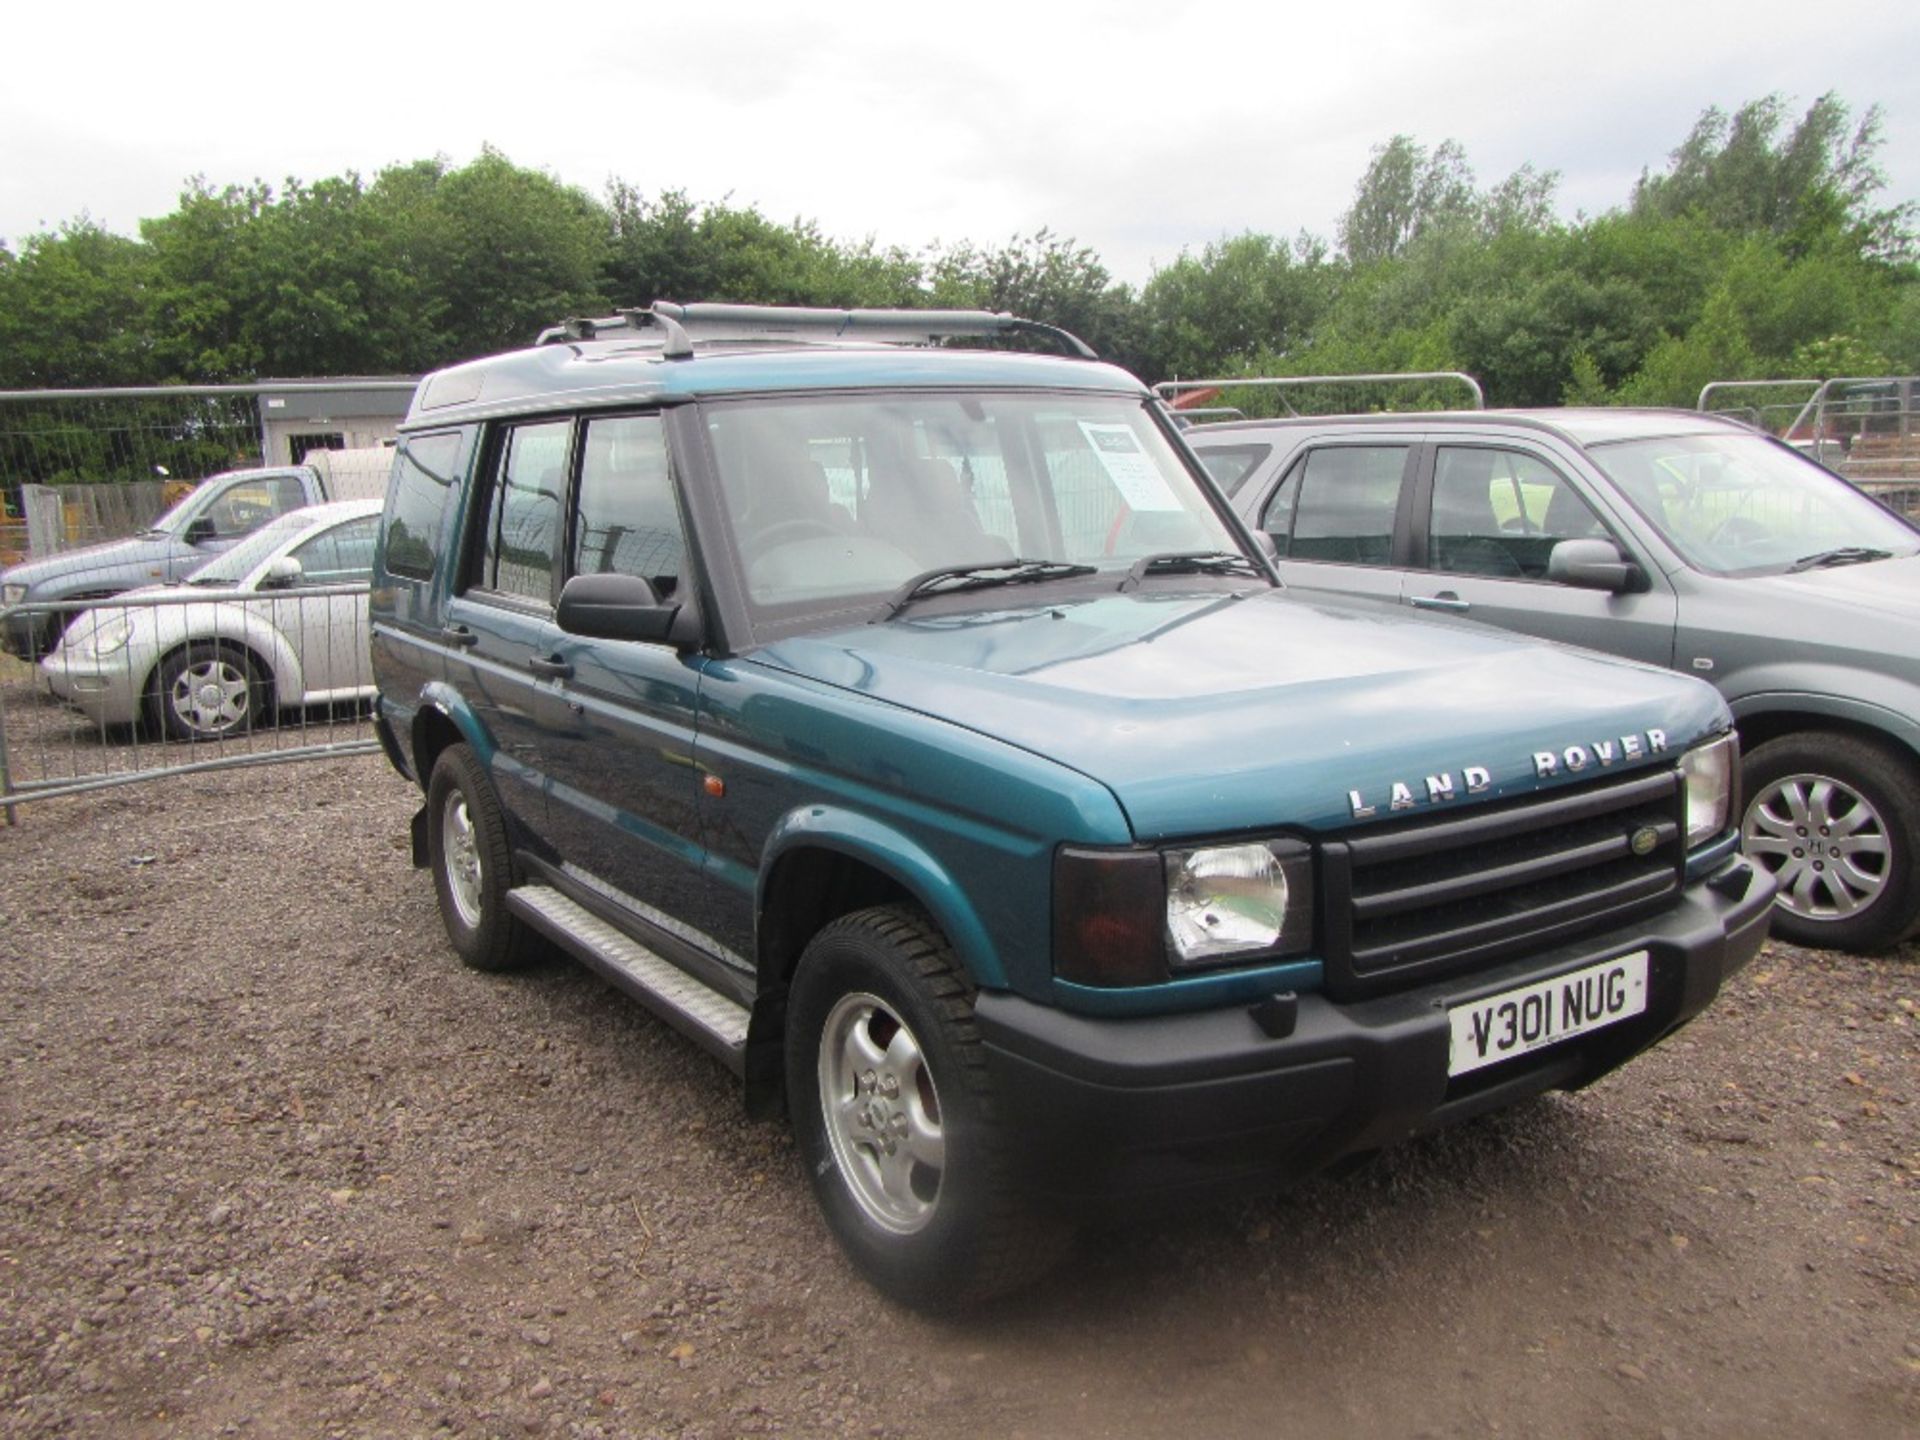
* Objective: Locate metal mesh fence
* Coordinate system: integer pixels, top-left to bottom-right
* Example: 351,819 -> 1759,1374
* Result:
0,586 -> 378,818
1699,376 -> 1920,519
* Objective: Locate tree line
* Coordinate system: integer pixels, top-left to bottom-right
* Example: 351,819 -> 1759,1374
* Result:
0,93 -> 1912,410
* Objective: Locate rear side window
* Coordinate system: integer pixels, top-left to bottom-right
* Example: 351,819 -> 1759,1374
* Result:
1268,446 -> 1409,566
572,416 -> 684,595
474,420 -> 570,603
384,431 -> 465,581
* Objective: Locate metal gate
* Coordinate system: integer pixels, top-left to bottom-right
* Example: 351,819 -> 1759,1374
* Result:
0,381 -> 413,818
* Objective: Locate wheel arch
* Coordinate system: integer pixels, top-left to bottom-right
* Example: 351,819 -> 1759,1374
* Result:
146,632 -> 282,722
743,814 -> 1008,1116
1731,696 -> 1920,772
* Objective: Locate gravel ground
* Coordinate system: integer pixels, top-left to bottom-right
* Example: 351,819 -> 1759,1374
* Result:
1,753 -> 1916,1439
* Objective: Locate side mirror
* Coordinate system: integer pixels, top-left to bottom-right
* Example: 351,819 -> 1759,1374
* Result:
184,517 -> 217,546
556,572 -> 692,646
260,556 -> 303,590
1547,538 -> 1644,594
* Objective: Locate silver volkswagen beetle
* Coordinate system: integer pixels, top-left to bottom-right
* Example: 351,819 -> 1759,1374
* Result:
41,498 -> 382,741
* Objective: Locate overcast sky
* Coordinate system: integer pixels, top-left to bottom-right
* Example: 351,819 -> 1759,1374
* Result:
4,1 -> 1915,286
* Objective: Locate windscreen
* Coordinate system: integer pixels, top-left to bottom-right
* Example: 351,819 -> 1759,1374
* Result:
706,392 -> 1242,614
1588,432 -> 1920,575
183,509 -> 321,587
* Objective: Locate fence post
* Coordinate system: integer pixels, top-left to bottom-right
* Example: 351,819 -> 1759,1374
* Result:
0,695 -> 16,827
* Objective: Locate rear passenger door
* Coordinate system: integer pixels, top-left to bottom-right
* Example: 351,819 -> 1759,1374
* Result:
443,418 -> 571,834
1254,441 -> 1418,604
1403,442 -> 1677,667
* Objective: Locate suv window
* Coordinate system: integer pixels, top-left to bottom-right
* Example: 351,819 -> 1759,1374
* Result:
1268,445 -> 1408,565
1429,447 -> 1608,580
572,415 -> 683,595
386,431 -> 464,582
473,420 -> 570,602
1195,444 -> 1270,494
707,393 -> 1232,613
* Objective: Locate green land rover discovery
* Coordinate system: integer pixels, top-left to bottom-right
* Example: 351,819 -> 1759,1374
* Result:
369,304 -> 1772,1307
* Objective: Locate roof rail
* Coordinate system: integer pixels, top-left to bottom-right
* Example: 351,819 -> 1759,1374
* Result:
535,302 -> 1099,360
1156,371 -> 1485,417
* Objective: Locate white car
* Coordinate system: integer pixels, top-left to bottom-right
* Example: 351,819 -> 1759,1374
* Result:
42,499 -> 382,741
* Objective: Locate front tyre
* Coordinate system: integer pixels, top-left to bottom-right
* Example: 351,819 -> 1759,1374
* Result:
786,905 -> 1064,1310
1740,732 -> 1920,952
425,743 -> 533,972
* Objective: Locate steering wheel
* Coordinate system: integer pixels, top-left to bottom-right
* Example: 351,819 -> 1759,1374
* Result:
745,519 -> 839,559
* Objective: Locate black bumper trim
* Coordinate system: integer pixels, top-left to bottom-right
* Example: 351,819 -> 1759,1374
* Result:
975,857 -> 1772,1208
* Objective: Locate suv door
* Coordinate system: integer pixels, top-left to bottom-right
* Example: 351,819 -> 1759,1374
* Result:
1255,440 -> 1418,604
1404,441 -> 1677,667
444,418 -> 572,833
538,415 -> 734,966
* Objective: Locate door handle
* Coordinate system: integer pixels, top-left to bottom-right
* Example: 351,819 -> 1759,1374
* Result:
1408,593 -> 1470,613
527,654 -> 573,680
439,624 -> 478,648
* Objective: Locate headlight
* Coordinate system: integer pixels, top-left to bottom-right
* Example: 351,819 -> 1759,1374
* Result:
1052,839 -> 1315,987
77,617 -> 136,657
1,583 -> 24,605
1165,841 -> 1312,964
1680,734 -> 1738,845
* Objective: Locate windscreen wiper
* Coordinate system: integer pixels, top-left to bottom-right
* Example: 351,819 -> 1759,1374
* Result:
1118,550 -> 1266,591
1787,546 -> 1893,573
879,559 -> 1098,620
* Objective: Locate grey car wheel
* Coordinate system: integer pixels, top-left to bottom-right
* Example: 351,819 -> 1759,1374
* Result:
816,990 -> 947,1235
1740,733 -> 1920,952
425,743 -> 533,972
786,904 -> 1065,1310
156,644 -> 263,742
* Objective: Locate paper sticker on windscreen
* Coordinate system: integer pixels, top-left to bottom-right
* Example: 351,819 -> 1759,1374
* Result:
1077,423 -> 1183,511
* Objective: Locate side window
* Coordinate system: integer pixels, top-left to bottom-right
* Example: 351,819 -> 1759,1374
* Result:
384,431 -> 464,582
474,420 -> 570,603
1272,446 -> 1409,566
1195,444 -> 1271,495
572,416 -> 683,596
290,516 -> 379,584
206,476 -> 307,538
1430,447 -> 1607,580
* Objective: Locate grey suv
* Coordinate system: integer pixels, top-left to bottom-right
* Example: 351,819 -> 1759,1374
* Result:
1189,408 -> 1920,951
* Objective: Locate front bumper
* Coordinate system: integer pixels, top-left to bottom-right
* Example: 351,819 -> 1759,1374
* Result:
1,606 -> 42,659
975,855 -> 1773,1210
40,651 -> 143,725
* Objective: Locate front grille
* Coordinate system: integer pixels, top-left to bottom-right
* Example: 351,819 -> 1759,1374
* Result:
1318,767 -> 1684,998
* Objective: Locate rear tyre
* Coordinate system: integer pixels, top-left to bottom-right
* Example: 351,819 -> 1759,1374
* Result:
156,642 -> 266,742
786,904 -> 1066,1310
1740,732 -> 1920,952
426,743 -> 533,972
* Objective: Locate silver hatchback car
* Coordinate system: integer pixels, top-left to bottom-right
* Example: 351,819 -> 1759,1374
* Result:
1190,408 -> 1920,952
42,498 -> 382,741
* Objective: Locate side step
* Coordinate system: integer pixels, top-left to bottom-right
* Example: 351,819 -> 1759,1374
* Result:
506,885 -> 749,1074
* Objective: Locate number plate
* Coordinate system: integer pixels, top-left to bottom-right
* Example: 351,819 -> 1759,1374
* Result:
1447,950 -> 1649,1078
